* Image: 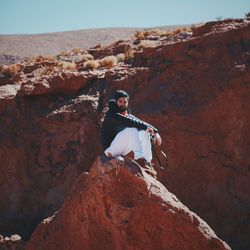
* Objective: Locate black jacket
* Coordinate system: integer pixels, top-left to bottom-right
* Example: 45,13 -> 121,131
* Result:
100,100 -> 158,150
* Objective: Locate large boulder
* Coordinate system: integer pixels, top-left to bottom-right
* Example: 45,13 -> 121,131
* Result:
101,20 -> 250,249
27,157 -> 230,250
0,75 -> 101,238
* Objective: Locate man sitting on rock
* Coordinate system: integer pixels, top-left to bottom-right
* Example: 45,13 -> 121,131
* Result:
100,90 -> 162,176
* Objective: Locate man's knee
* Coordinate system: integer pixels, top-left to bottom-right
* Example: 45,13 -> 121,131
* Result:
139,130 -> 148,136
139,130 -> 150,141
123,127 -> 138,137
124,127 -> 138,133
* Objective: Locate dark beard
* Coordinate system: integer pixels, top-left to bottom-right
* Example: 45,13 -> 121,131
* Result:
118,106 -> 127,112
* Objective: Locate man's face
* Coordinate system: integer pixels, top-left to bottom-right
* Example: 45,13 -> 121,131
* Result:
116,97 -> 128,111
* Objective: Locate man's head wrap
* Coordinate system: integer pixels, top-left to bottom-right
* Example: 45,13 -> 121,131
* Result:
114,90 -> 129,101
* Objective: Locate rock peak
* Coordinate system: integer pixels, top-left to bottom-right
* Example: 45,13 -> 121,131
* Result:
27,156 -> 230,250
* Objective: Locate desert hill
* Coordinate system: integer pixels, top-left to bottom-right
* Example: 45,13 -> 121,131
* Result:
0,25 -> 187,65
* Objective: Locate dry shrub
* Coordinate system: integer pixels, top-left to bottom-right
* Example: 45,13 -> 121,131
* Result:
173,28 -> 182,34
181,27 -> 191,32
83,53 -> 94,60
215,16 -> 223,21
99,56 -> 118,68
190,23 -> 205,32
134,29 -> 164,40
42,65 -> 55,75
44,55 -> 57,61
71,48 -> 85,54
139,40 -> 158,48
223,18 -> 235,22
117,53 -> 125,63
245,12 -> 250,19
161,27 -> 191,37
124,46 -> 134,62
84,55 -> 118,70
58,51 -> 70,57
75,53 -> 94,64
1,64 -> 23,77
84,60 -> 100,70
59,61 -> 77,70
34,55 -> 56,63
163,31 -> 173,36
145,29 -> 164,37
33,55 -> 44,63
134,30 -> 145,40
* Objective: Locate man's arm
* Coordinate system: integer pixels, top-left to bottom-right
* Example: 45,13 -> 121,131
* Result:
112,113 -> 149,130
110,112 -> 162,145
128,114 -> 159,133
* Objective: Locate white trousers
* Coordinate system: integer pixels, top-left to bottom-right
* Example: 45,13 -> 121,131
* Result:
104,128 -> 152,162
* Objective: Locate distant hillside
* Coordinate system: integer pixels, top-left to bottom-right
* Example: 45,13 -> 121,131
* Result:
0,25 -> 189,65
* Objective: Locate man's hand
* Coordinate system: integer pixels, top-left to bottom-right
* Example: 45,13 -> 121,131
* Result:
154,133 -> 162,146
146,127 -> 154,134
146,128 -> 162,146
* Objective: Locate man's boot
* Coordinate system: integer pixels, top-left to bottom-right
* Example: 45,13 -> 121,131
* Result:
122,151 -> 142,175
104,151 -> 113,158
123,151 -> 134,160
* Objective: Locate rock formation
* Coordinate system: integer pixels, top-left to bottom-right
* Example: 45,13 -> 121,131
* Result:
0,234 -> 25,250
0,73 -> 102,238
0,19 -> 249,249
27,157 -> 230,250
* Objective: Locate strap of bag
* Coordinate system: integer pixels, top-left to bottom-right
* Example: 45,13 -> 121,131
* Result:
151,135 -> 168,169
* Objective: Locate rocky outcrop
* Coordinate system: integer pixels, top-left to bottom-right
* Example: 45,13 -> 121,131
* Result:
0,28 -> 138,59
0,234 -> 26,250
27,157 -> 230,250
0,74 -> 101,238
100,20 -> 250,250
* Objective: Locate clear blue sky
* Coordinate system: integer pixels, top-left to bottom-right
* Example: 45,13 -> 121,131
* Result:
0,0 -> 249,34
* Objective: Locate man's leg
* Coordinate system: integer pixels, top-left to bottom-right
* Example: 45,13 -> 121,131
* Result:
138,130 -> 152,163
104,128 -> 144,159
137,130 -> 157,177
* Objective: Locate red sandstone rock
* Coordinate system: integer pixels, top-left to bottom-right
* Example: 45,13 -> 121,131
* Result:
0,85 -> 101,238
27,157 -> 230,250
17,72 -> 97,96
0,234 -> 26,250
100,20 -> 250,250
